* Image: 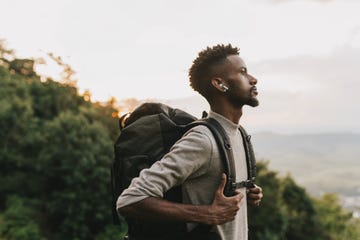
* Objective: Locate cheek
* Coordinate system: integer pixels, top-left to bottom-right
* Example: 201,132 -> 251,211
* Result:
228,76 -> 243,88
230,80 -> 247,92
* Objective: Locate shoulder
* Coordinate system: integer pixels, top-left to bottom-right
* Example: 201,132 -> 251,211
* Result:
177,125 -> 216,151
167,125 -> 216,177
183,125 -> 215,140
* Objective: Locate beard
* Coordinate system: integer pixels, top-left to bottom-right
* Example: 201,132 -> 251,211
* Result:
246,96 -> 259,107
227,81 -> 259,107
228,90 -> 259,108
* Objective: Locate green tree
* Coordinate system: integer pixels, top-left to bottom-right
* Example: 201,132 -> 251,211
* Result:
248,161 -> 288,240
0,46 -> 122,239
36,111 -> 116,239
281,176 -> 321,239
0,196 -> 43,240
314,193 -> 359,240
0,65 -> 34,207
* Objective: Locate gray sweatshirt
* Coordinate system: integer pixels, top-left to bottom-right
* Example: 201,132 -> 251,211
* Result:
117,111 -> 249,240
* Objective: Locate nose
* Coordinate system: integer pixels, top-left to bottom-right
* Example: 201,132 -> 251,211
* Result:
248,74 -> 257,85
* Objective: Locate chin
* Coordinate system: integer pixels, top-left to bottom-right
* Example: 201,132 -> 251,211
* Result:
247,98 -> 259,107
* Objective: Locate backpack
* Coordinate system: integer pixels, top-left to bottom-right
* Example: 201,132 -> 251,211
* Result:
110,102 -> 256,239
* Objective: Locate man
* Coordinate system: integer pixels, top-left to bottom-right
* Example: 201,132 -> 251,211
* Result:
117,43 -> 263,240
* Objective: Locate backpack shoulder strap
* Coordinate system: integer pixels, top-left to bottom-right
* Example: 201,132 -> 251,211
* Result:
238,125 -> 256,186
186,118 -> 237,196
187,118 -> 257,192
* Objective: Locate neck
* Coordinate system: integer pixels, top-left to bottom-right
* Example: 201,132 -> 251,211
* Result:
210,104 -> 243,124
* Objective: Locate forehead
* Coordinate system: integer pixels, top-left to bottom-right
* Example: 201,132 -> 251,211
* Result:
226,55 -> 246,69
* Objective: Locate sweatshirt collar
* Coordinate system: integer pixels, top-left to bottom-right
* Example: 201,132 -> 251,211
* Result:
208,111 -> 239,135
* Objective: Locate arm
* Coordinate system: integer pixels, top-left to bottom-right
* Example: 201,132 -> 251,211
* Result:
119,173 -> 244,225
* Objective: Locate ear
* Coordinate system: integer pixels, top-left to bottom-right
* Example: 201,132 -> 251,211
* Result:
211,77 -> 223,91
211,77 -> 228,92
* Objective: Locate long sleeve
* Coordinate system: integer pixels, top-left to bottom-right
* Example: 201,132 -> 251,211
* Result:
116,126 -> 213,209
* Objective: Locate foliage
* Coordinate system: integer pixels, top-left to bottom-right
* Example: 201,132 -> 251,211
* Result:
248,161 -> 288,239
248,161 -> 359,240
313,193 -> 360,240
0,48 -> 123,239
0,196 -> 43,240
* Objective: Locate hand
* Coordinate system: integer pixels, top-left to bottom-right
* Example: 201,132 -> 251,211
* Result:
207,173 -> 244,225
247,184 -> 263,207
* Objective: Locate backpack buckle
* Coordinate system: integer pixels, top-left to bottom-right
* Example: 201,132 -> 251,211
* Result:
234,180 -> 255,189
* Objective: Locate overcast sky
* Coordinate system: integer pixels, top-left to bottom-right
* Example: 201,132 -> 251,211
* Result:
1,0 -> 359,134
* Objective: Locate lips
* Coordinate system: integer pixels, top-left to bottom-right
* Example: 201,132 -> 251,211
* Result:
251,87 -> 258,96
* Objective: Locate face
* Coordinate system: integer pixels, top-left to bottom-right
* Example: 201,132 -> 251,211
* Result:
223,55 -> 259,108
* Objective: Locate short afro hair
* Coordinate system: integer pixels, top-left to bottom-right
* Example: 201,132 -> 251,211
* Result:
189,43 -> 240,98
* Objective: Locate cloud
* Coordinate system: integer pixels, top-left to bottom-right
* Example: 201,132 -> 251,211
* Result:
248,45 -> 360,133
253,45 -> 360,88
348,26 -> 360,48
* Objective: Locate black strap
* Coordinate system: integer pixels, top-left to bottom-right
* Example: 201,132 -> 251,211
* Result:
238,125 -> 256,184
186,118 -> 257,195
186,118 -> 236,196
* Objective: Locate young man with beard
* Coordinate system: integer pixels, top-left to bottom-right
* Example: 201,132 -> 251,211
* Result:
117,44 -> 263,240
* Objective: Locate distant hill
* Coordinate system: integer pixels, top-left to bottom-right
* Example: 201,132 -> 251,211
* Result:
251,132 -> 360,197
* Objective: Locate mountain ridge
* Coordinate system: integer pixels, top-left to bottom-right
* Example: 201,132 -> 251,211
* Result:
251,132 -> 360,198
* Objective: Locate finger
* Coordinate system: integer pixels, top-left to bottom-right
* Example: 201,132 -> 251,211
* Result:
248,189 -> 259,195
255,185 -> 263,193
248,187 -> 260,193
233,190 -> 244,199
248,198 -> 261,206
231,191 -> 244,207
255,199 -> 261,206
248,193 -> 261,200
217,173 -> 227,194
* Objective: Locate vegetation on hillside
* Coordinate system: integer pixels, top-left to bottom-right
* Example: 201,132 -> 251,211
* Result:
0,40 -> 359,239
